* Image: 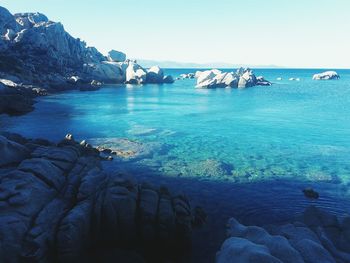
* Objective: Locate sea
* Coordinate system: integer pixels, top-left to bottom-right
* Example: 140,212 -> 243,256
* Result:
1,68 -> 350,262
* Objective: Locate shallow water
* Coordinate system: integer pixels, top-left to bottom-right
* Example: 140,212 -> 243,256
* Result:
1,68 -> 350,261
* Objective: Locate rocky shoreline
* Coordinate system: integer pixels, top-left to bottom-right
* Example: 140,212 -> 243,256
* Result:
0,132 -> 206,263
217,206 -> 350,262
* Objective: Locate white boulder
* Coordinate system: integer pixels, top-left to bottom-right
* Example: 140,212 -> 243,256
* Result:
238,69 -> 257,88
125,63 -> 147,84
313,71 -> 340,80
195,69 -> 220,88
196,68 -> 268,89
107,50 -> 126,62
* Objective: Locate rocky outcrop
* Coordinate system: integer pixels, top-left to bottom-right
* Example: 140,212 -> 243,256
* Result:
0,78 -> 49,115
313,71 -> 340,80
126,62 -> 147,84
146,66 -> 164,83
0,6 -> 174,91
145,65 -> 174,84
196,68 -> 271,89
0,133 -> 202,263
216,206 -> 350,263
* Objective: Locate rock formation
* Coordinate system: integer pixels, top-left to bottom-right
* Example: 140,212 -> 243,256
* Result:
0,132 -> 203,263
313,71 -> 340,80
217,206 -> 350,263
195,68 -> 271,89
0,6 -> 174,92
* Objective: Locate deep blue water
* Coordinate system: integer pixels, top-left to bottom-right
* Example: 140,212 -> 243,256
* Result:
1,68 -> 350,261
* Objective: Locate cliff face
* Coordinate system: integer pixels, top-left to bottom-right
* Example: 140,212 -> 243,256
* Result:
0,7 -> 106,87
0,6 -> 174,90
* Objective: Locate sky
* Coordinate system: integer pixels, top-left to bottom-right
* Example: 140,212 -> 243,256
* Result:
1,0 -> 350,68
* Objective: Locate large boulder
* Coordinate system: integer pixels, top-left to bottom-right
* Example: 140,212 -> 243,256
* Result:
163,75 -> 174,84
195,69 -> 221,88
195,68 -> 267,89
146,66 -> 164,83
237,68 -> 257,88
107,50 -> 126,62
84,61 -> 125,83
196,70 -> 239,88
0,135 -> 30,167
125,63 -> 147,84
313,71 -> 340,80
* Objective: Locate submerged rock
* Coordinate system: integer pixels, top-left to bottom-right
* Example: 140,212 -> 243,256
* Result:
313,71 -> 340,80
184,159 -> 233,178
302,188 -> 319,199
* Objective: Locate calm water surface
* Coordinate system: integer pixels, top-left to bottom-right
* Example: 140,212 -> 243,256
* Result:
1,68 -> 350,262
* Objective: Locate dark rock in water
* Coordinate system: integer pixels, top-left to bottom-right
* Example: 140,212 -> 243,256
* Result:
163,75 -> 175,83
0,133 -> 200,263
146,66 -> 164,83
256,76 -> 272,86
302,188 -> 319,199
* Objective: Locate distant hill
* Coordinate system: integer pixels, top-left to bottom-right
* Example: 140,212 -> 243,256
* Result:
135,59 -> 282,69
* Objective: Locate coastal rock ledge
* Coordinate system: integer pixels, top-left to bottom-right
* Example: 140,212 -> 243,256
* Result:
0,132 -> 203,263
217,206 -> 350,263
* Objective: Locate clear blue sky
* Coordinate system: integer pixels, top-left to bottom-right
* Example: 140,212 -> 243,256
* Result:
2,0 -> 349,68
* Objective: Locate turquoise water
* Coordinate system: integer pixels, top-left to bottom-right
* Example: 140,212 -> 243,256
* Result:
2,69 -> 350,184
2,68 -> 350,261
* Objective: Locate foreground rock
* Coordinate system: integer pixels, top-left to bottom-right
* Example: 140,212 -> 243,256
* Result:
196,68 -> 271,89
0,133 -> 203,263
313,71 -> 340,80
217,206 -> 350,263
